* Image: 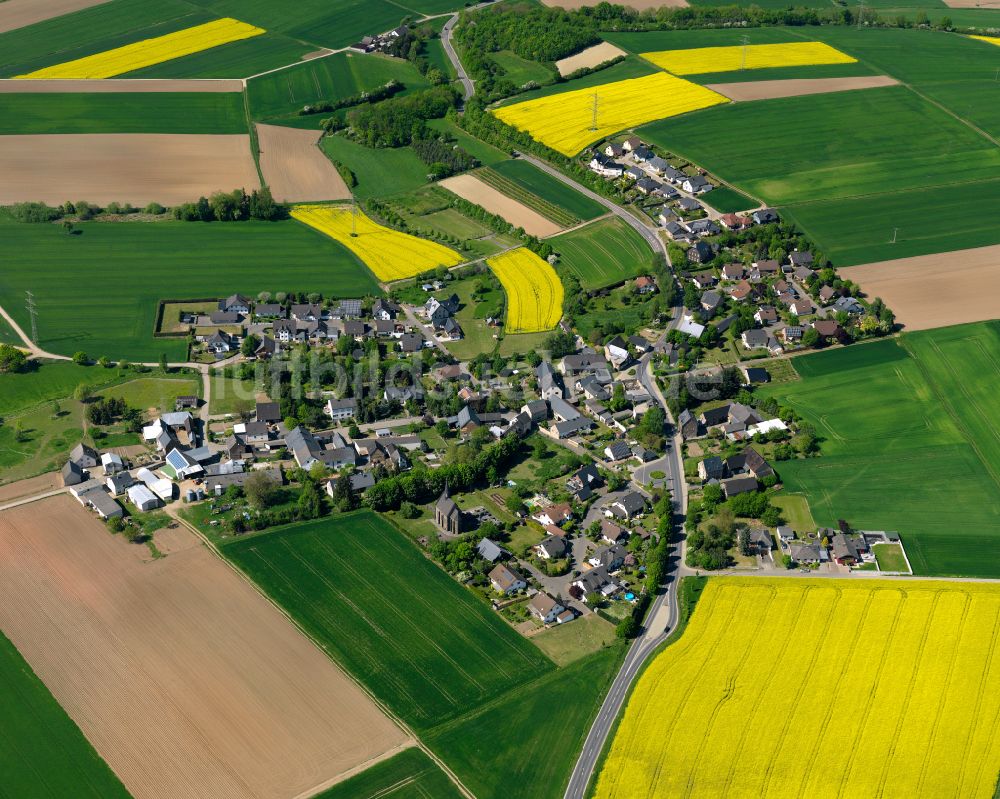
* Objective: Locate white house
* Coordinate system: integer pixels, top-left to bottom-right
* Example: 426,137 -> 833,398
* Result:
528,592 -> 566,624
101,452 -> 124,475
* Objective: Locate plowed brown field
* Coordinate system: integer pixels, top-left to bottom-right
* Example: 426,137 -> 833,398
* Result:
0,133 -> 260,205
0,496 -> 409,799
706,75 -> 899,102
256,123 -> 351,202
0,0 -> 111,34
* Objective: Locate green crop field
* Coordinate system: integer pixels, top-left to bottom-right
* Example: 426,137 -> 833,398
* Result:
122,33 -> 312,79
247,52 -> 429,121
782,178 -> 1000,266
0,632 -> 131,798
315,748 -> 463,799
322,135 -> 431,199
489,159 -> 605,222
640,86 -> 1000,206
759,324 -> 1000,578
493,56 -> 657,106
424,645 -> 625,799
184,0 -> 421,51
428,118 -> 508,167
223,512 -> 552,729
0,0 -> 215,77
0,361 -> 132,417
0,93 -> 248,135
0,218 -> 378,362
551,217 -> 654,290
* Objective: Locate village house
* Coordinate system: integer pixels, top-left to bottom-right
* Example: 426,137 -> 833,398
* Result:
588,543 -> 626,571
533,503 -> 572,528
589,153 -> 624,178
535,535 -> 569,560
682,174 -> 711,194
489,563 -> 527,595
721,475 -> 758,498
608,492 -> 646,520
528,592 -> 567,624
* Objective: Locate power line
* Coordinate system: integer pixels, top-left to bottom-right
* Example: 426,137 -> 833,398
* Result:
857,0 -> 864,28
25,290 -> 38,343
590,92 -> 599,132
740,35 -> 750,70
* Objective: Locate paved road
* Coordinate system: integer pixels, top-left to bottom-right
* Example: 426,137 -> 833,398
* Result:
513,152 -> 669,264
441,13 -> 474,101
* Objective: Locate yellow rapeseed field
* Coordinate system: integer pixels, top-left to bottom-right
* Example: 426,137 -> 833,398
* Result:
16,18 -> 265,79
291,204 -> 463,282
595,577 -> 1000,799
969,35 -> 1000,48
491,72 -> 728,156
641,41 -> 857,75
487,248 -> 563,333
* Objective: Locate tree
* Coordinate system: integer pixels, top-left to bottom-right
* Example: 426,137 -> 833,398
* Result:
72,351 -> 89,365
13,420 -> 27,442
585,591 -> 602,607
780,553 -> 793,569
0,344 -> 27,373
241,334 -> 260,357
62,219 -> 75,235
400,500 -> 421,519
801,327 -> 820,348
73,382 -> 91,402
616,616 -> 640,639
50,400 -> 60,418
244,472 -> 280,510
505,494 -> 526,516
158,352 -> 169,372
298,479 -> 325,518
737,525 -> 752,556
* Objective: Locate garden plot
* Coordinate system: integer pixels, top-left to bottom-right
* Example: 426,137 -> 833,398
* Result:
440,173 -> 563,238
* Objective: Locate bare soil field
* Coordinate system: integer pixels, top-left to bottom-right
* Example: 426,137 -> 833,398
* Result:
706,75 -> 899,102
543,0 -> 686,9
0,0 -> 110,34
555,42 -> 627,76
0,78 -> 243,93
943,0 -> 1000,7
440,173 -> 563,237
256,123 -> 351,202
841,243 -> 1000,331
0,133 -> 260,205
0,496 -> 409,799
0,473 -> 60,502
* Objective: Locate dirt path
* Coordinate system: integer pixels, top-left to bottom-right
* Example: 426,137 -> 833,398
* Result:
707,75 -> 899,102
0,0 -> 111,34
0,496 -> 410,799
0,78 -> 243,93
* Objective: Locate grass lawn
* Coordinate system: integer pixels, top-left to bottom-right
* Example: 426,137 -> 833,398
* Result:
0,361 -> 136,417
873,542 -> 910,573
0,217 -> 377,362
489,159 -> 605,222
489,50 -> 556,86
0,631 -> 131,798
322,134 -> 430,200
551,217 -> 654,290
314,747 -> 463,799
0,398 -> 85,484
222,511 -> 552,730
423,644 -> 625,799
427,118 -> 509,167
704,185 -> 756,214
0,93 -> 247,134
770,493 -> 817,533
247,52 -> 429,121
532,613 -> 618,666
443,277 -> 504,361
759,324 -> 1000,578
97,375 -> 201,414
208,374 -> 257,416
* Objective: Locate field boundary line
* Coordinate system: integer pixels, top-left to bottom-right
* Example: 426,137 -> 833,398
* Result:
167,512 -> 477,799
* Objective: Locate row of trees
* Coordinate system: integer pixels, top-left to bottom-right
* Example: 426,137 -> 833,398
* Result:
172,187 -> 284,223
